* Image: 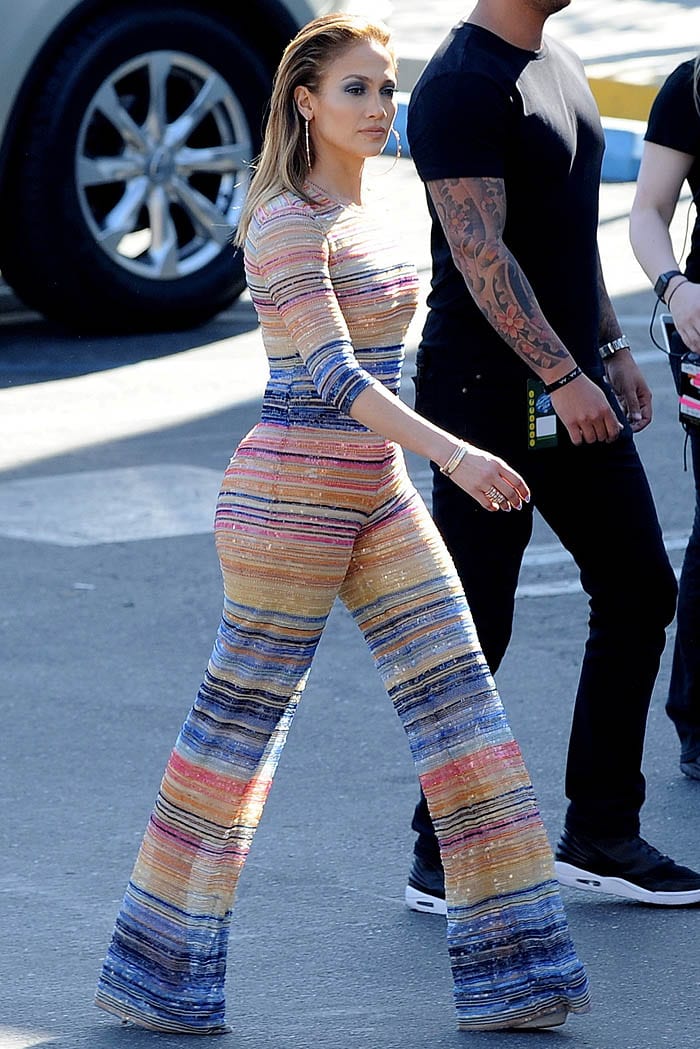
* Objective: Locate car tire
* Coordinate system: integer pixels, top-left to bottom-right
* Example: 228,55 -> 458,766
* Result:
1,6 -> 271,331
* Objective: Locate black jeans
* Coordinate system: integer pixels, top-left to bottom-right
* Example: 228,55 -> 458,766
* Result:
412,364 -> 677,862
667,339 -> 700,762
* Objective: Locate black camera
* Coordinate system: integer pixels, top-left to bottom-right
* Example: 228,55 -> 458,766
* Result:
679,351 -> 700,428
660,312 -> 700,429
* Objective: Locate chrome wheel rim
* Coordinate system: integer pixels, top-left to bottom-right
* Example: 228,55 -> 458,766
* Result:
76,50 -> 253,280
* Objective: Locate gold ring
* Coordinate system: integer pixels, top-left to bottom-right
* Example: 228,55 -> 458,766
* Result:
485,485 -> 499,501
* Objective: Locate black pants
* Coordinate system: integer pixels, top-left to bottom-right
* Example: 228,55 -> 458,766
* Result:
412,364 -> 677,862
667,340 -> 700,763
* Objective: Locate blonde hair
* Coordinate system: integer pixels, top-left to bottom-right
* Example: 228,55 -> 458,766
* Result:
234,13 -> 394,245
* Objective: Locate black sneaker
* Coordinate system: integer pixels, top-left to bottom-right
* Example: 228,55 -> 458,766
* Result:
555,827 -> 700,906
681,756 -> 700,781
405,854 -> 446,915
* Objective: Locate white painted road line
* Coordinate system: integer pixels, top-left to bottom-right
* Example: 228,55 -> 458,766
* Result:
0,464 -> 222,546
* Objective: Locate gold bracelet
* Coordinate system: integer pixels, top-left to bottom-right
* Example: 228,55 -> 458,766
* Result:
440,442 -> 468,476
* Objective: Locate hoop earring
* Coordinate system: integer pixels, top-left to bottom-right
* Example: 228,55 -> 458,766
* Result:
304,118 -> 311,170
378,126 -> 401,175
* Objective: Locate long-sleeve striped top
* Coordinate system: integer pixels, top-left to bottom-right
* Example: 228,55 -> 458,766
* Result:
245,182 -> 420,419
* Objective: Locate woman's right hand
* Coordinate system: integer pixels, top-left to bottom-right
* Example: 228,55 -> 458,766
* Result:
448,443 -> 531,512
669,281 -> 700,353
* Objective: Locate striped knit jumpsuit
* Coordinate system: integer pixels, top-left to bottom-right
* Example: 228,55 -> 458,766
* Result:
95,183 -> 590,1033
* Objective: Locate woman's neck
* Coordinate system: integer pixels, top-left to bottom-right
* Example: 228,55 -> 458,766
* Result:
307,158 -> 365,206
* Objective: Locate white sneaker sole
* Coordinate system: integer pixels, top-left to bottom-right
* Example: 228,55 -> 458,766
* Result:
405,884 -> 447,915
555,860 -> 700,906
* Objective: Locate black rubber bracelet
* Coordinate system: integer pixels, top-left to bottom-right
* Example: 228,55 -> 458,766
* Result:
544,366 -> 582,395
666,278 -> 689,309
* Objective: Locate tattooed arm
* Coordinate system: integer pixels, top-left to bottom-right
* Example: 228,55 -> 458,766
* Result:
596,249 -> 652,431
428,176 -> 622,445
597,250 -> 623,346
428,176 -> 572,374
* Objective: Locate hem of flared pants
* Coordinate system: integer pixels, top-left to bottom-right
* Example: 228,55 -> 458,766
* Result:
680,742 -> 700,763
95,991 -> 231,1035
455,996 -> 591,1031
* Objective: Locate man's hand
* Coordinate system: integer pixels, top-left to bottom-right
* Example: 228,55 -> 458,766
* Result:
550,374 -> 623,445
604,349 -> 653,432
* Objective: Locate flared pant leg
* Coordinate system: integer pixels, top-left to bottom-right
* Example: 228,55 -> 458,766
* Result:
337,475 -> 591,1029
95,426 -> 589,1034
95,430 -> 363,1033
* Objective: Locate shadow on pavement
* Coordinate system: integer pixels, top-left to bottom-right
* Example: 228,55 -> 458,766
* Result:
0,292 -> 259,389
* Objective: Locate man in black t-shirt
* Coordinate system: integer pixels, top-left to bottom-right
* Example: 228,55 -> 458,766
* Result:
405,0 -> 700,909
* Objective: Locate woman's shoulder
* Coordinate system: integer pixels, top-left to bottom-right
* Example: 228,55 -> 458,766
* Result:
647,58 -> 699,144
250,188 -> 320,238
659,58 -> 697,101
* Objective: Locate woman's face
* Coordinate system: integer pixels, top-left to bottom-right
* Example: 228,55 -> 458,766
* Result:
299,39 -> 397,166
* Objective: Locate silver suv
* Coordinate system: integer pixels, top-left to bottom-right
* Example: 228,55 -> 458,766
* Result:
0,0 -> 335,331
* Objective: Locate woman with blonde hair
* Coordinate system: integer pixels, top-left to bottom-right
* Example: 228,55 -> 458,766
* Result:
630,55 -> 700,782
95,13 -> 589,1035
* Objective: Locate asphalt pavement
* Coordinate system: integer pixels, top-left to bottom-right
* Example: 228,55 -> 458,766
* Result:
2,4 -> 700,1049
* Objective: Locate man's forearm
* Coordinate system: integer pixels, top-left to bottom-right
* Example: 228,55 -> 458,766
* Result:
429,177 -> 574,376
597,251 -> 623,345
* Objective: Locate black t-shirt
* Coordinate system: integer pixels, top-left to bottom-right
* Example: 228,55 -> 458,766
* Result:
407,22 -> 605,384
645,59 -> 700,284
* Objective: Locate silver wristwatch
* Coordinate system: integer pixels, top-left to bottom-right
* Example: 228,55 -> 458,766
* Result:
599,335 -> 630,360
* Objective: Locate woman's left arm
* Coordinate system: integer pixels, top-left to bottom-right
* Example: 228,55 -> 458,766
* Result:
630,141 -> 700,352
